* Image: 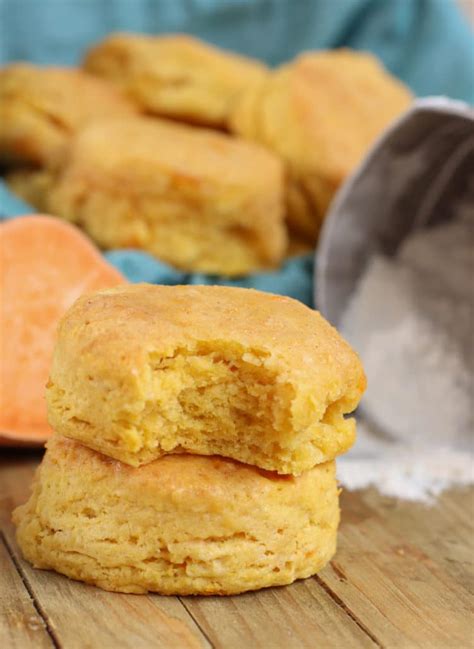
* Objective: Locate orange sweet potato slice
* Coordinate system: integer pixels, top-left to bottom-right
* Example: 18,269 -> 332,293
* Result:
0,215 -> 126,445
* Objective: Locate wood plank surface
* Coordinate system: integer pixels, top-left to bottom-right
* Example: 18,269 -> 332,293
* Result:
0,535 -> 53,649
365,487 -> 474,594
320,489 -> 473,649
180,576 -> 376,649
1,450 -> 473,649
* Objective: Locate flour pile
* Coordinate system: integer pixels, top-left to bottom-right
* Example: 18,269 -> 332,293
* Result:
339,205 -> 474,503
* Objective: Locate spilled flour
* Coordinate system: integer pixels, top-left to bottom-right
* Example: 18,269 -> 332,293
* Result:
339,205 -> 474,503
338,422 -> 473,503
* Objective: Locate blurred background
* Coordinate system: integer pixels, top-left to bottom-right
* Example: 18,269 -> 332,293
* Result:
1,0 -> 473,101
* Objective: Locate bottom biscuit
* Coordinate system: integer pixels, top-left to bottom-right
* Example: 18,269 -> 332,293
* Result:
14,436 -> 339,595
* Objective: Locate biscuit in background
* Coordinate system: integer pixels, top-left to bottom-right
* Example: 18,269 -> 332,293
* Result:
230,49 -> 413,242
14,435 -> 340,595
26,116 -> 286,276
0,63 -> 138,166
47,284 -> 366,472
83,33 -> 268,129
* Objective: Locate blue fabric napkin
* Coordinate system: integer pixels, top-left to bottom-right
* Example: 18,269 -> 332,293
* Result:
1,0 -> 472,307
0,183 -> 33,216
105,249 -> 314,305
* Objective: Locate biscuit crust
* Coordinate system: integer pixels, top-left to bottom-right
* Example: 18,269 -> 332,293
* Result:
0,63 -> 136,165
84,33 -> 268,128
14,436 -> 339,595
230,49 -> 413,240
46,284 -> 366,472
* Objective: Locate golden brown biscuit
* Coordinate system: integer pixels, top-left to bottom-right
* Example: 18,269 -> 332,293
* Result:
230,49 -> 413,241
36,116 -> 286,276
84,33 -> 268,128
14,436 -> 339,595
46,284 -> 366,472
0,63 -> 137,165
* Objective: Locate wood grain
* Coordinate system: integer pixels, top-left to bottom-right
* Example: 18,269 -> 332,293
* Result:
180,576 -> 377,649
0,535 -> 53,649
1,452 -> 473,649
318,488 -> 473,649
0,562 -> 210,649
365,487 -> 474,594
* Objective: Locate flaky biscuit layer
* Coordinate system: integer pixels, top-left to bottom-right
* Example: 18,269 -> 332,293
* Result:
84,33 -> 268,128
47,284 -> 366,472
14,436 -> 339,595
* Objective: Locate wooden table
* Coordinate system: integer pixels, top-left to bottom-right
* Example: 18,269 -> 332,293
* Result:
1,450 -> 472,649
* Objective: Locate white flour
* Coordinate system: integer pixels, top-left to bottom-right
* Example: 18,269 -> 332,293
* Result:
339,207 -> 474,503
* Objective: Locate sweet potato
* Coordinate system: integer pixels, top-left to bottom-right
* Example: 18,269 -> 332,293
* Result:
0,215 -> 125,445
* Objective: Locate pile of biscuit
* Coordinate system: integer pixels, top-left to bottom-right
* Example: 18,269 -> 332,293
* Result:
1,33 -> 412,275
14,283 -> 365,595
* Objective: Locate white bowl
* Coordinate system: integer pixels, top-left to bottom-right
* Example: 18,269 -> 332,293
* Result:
315,97 -> 474,325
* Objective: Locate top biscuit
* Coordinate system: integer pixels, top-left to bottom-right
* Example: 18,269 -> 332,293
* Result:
83,33 -> 268,128
46,284 -> 366,473
230,49 -> 413,240
0,64 -> 137,165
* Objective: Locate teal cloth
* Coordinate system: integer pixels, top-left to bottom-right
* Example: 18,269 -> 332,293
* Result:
1,0 -> 473,100
1,0 -> 473,306
0,184 -> 32,215
104,250 -> 314,305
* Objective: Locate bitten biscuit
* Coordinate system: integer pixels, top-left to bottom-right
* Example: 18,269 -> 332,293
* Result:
38,117 -> 286,276
0,64 -> 137,165
46,284 -> 366,473
84,33 -> 268,128
230,49 -> 413,241
14,436 -> 339,595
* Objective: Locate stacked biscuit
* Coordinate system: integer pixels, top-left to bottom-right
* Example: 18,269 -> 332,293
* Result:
2,34 -> 412,273
14,284 -> 366,595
